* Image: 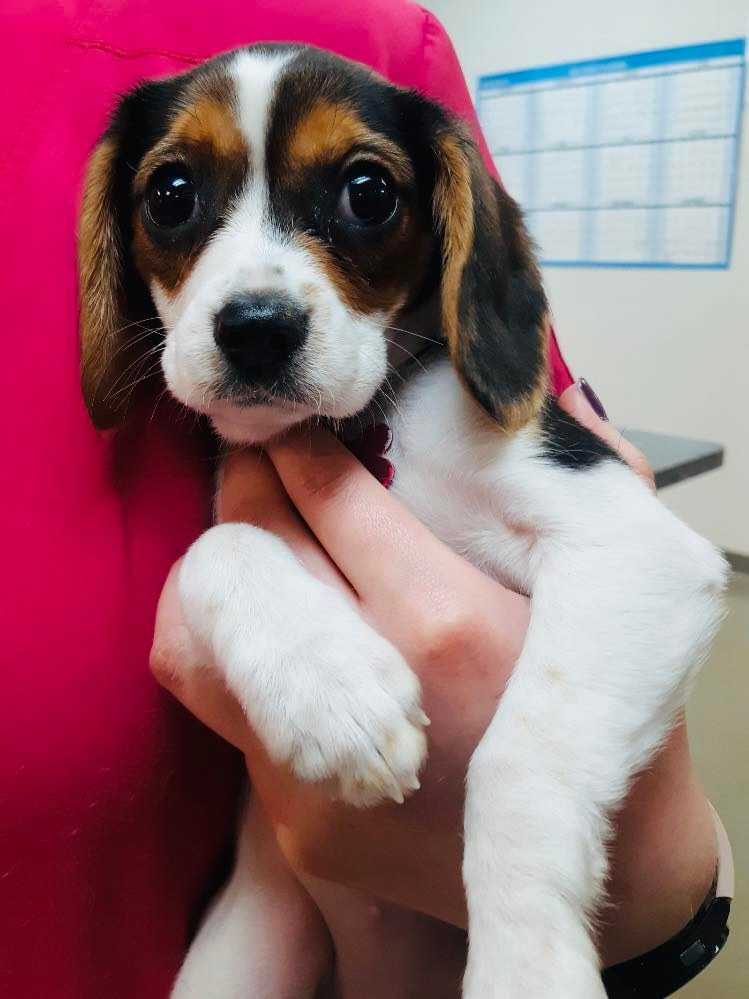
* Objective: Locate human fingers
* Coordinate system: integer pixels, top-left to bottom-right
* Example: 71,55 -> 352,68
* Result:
558,379 -> 656,490
219,448 -> 352,596
268,426 -> 482,623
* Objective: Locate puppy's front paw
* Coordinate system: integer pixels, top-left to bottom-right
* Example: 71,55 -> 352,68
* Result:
259,625 -> 429,807
178,523 -> 428,807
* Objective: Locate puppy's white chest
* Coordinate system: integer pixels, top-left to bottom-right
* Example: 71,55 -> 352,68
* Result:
383,360 -> 541,595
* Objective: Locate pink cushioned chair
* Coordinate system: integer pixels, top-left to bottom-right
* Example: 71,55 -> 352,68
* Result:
0,2 -> 571,995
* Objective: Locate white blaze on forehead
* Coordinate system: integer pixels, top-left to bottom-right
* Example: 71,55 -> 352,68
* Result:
157,49 -> 298,313
230,49 -> 293,196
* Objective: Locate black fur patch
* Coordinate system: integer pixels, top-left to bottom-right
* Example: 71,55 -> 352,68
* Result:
101,73 -> 192,319
540,396 -> 623,469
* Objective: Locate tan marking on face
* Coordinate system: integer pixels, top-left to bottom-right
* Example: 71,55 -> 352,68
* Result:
277,97 -> 428,318
295,231 -> 372,313
134,95 -> 247,195
131,83 -> 249,295
173,94 -> 246,158
131,217 -> 198,296
295,218 -> 431,319
287,100 -> 414,184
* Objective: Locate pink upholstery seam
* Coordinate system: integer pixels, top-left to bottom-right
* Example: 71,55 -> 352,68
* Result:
69,38 -> 203,66
417,6 -> 437,96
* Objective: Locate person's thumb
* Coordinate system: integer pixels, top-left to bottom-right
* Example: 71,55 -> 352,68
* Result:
558,379 -> 656,491
150,559 -> 249,749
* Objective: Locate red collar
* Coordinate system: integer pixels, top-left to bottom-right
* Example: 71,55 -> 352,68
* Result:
342,423 -> 394,488
339,341 -> 444,488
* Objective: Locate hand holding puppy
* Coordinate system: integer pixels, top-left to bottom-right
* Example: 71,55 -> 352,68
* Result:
152,384 -> 715,969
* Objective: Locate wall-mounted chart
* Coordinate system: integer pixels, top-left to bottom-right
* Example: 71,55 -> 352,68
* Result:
477,39 -> 746,269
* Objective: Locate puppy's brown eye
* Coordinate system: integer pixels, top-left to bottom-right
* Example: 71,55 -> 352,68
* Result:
145,164 -> 197,229
337,170 -> 397,227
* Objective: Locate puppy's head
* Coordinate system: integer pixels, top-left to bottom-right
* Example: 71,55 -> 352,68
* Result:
79,44 -> 548,440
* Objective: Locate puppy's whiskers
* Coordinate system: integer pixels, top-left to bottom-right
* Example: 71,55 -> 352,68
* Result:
379,381 -> 403,423
103,343 -> 163,401
385,360 -> 407,385
148,385 -> 173,426
108,326 -> 166,362
384,325 -> 442,346
370,396 -> 389,427
108,356 -> 164,402
383,337 -> 428,374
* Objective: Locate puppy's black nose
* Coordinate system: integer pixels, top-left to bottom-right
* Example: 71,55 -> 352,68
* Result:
214,295 -> 308,385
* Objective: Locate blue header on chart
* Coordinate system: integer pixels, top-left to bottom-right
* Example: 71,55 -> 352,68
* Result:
478,38 -> 746,92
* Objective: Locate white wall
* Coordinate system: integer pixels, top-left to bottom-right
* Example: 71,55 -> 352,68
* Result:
423,0 -> 749,553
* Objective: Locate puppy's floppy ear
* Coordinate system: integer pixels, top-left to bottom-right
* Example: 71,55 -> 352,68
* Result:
431,124 -> 549,432
78,79 -> 178,429
78,132 -> 133,430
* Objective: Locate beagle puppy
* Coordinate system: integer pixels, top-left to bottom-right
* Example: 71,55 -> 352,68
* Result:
78,44 -> 727,999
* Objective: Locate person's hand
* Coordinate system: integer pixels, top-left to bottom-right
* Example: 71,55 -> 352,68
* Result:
560,379 -> 655,490
151,380 -> 713,962
152,425 -> 531,926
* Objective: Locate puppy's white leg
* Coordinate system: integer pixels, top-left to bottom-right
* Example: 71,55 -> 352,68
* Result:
462,482 -> 727,999
172,795 -> 331,999
179,523 -> 427,806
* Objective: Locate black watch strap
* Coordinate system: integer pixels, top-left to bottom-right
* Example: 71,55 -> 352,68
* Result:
602,876 -> 731,998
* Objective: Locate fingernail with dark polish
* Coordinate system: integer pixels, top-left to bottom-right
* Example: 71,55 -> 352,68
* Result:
578,378 -> 608,421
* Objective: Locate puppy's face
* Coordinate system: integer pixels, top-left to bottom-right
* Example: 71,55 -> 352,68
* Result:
79,44 -> 548,441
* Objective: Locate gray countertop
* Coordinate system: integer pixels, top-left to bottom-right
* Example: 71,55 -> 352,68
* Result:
623,430 -> 724,489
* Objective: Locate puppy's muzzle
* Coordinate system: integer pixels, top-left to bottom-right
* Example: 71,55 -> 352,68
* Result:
214,295 -> 309,387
